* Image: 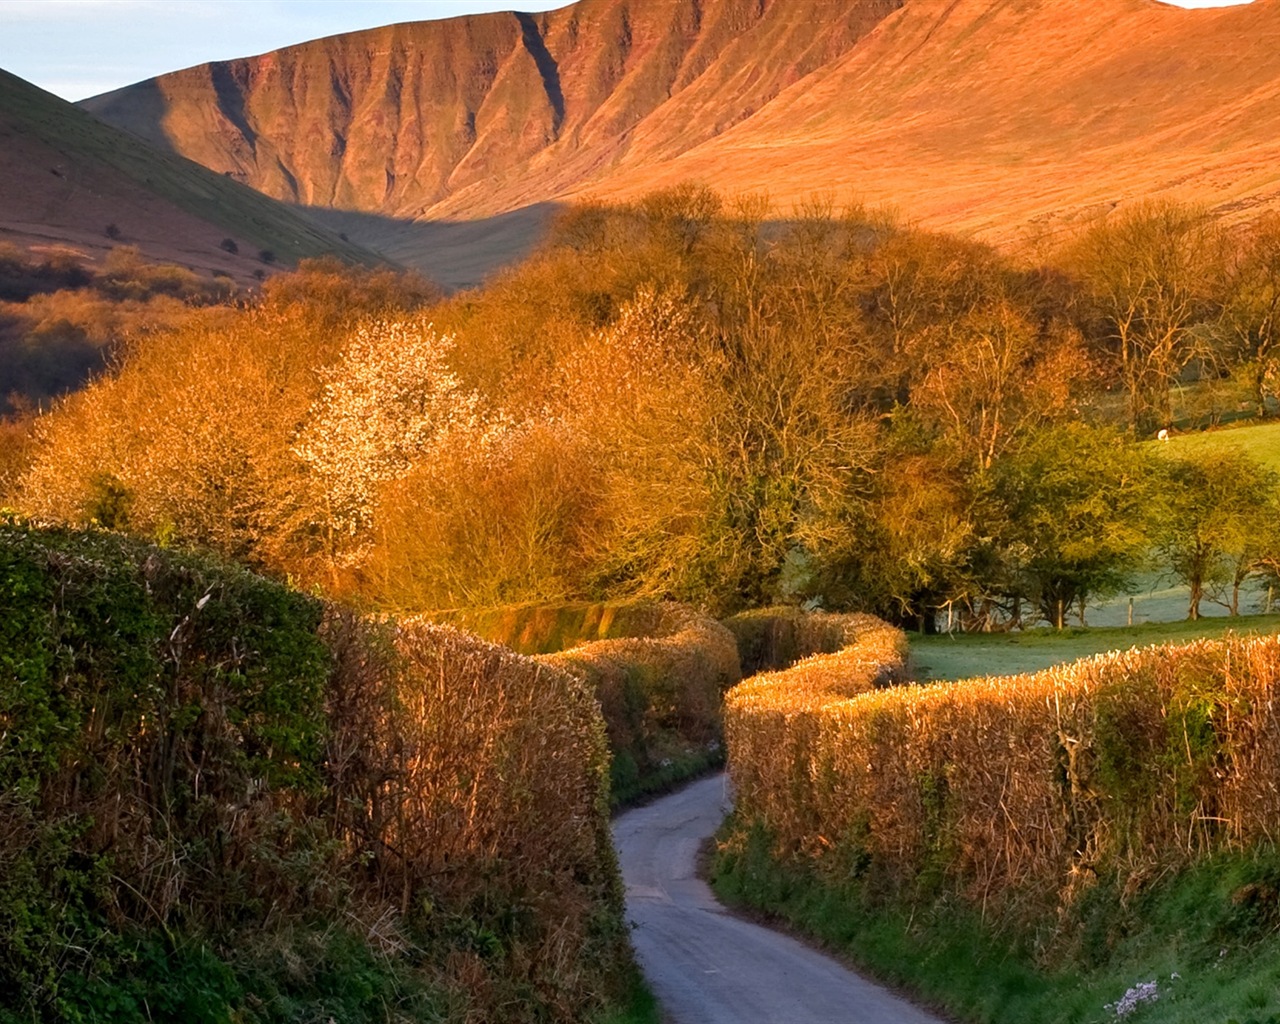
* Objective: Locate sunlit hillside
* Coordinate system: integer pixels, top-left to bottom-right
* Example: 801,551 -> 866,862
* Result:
80,0 -> 1280,275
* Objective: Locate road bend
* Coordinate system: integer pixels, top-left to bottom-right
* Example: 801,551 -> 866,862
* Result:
613,773 -> 946,1024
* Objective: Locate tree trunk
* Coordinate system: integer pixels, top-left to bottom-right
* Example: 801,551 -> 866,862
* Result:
1189,576 -> 1203,620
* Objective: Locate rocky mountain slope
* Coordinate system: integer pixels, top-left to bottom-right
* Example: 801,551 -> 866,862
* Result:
83,0 -> 898,219
79,0 -> 1280,264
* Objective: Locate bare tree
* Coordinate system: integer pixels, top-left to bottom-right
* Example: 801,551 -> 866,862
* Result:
1067,201 -> 1224,434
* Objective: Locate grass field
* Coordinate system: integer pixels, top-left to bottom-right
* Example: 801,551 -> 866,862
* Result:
1083,571 -> 1273,628
911,613 -> 1280,681
1159,418 -> 1280,473
1,68 -> 379,268
914,417 -> 1280,668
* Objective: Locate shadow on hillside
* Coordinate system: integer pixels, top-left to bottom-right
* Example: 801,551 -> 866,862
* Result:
295,203 -> 564,291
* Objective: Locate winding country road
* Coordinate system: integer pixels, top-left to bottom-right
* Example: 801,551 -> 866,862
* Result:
613,773 -> 946,1024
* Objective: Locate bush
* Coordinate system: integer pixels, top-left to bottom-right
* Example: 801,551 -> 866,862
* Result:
722,606 -> 868,675
725,625 -> 1280,934
427,600 -> 742,805
219,237 -> 238,255
0,525 -> 330,1015
97,246 -> 222,303
0,526 -> 629,1022
430,599 -> 677,654
539,603 -> 741,804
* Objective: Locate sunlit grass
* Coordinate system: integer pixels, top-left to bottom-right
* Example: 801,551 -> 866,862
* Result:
911,613 -> 1280,681
1160,419 -> 1280,473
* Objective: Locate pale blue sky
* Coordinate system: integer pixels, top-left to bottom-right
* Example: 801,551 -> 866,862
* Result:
0,0 -> 1254,102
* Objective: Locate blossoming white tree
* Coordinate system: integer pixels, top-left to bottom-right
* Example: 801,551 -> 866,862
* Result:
293,318 -> 484,563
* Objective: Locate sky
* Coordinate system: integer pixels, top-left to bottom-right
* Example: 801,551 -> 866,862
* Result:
0,0 -> 1257,102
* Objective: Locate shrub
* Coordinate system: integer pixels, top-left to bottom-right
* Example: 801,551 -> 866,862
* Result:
0,525 -> 331,1014
722,606 -> 869,675
97,246 -> 221,303
0,526 -> 628,1021
539,603 -> 741,804
426,600 -> 741,805
725,624 -> 1280,934
219,237 -> 238,255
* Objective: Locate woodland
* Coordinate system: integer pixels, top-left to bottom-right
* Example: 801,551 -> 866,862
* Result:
3,187 -> 1279,631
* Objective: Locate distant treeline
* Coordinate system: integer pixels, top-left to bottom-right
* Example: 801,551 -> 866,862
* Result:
5,189 -> 1280,627
0,243 -> 248,416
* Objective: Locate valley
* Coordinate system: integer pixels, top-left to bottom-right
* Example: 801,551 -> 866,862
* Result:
3,1 -> 1280,1021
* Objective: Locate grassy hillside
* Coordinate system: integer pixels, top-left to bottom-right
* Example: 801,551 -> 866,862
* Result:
0,68 -> 381,274
82,0 -> 1280,251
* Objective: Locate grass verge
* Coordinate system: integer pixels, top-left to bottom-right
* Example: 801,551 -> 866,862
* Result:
711,818 -> 1280,1024
29,927 -> 449,1024
610,743 -> 724,809
592,971 -> 662,1024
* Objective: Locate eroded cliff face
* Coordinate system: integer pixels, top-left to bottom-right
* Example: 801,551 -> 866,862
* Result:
81,0 -> 902,219
82,0 -> 1280,244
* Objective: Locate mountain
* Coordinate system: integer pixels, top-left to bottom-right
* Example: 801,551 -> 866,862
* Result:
79,0 -> 1280,268
0,68 -> 378,283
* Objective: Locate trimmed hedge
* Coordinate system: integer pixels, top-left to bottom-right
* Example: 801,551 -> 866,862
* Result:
725,615 -> 1280,935
721,606 -> 867,676
427,601 -> 742,806
426,600 -> 675,656
0,526 -> 627,1022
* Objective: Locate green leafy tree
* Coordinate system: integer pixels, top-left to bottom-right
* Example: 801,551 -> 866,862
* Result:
987,424 -> 1156,628
1155,450 -> 1280,619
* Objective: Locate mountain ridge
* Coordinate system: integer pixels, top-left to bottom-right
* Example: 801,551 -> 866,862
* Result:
78,0 -> 1280,261
81,0 -> 901,219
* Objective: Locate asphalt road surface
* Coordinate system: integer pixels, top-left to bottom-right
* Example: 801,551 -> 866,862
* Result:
613,773 -> 946,1024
